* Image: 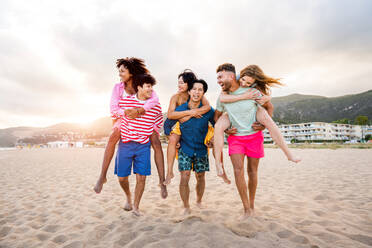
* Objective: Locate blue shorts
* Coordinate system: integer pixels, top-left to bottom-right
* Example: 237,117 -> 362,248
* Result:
114,141 -> 151,177
178,149 -> 209,173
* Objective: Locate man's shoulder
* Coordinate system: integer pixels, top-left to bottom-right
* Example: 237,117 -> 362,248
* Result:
175,102 -> 188,111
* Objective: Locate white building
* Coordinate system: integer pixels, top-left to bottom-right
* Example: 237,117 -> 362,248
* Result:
47,141 -> 84,148
263,122 -> 371,143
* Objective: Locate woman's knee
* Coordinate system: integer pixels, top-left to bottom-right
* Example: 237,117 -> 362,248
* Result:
168,134 -> 180,145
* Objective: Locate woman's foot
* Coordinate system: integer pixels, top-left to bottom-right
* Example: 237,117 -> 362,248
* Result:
132,208 -> 143,216
216,164 -> 231,184
93,177 -> 107,194
288,155 -> 301,163
163,172 -> 174,185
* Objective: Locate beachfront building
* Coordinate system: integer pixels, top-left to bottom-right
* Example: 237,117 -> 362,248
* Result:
47,141 -> 84,148
263,122 -> 371,143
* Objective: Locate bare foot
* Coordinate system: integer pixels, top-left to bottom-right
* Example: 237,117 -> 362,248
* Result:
238,210 -> 251,221
288,155 -> 301,163
123,202 -> 133,211
159,184 -> 168,199
218,172 -> 231,184
132,208 -> 143,217
93,177 -> 107,194
196,202 -> 206,209
163,172 -> 174,185
183,208 -> 191,215
216,164 -> 224,176
249,208 -> 257,217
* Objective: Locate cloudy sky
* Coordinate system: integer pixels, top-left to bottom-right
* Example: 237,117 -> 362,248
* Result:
0,0 -> 371,128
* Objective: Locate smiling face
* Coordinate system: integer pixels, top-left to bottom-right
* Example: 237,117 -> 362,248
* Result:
178,76 -> 188,93
118,65 -> 132,83
216,71 -> 233,92
239,75 -> 256,87
137,83 -> 153,100
188,82 -> 204,103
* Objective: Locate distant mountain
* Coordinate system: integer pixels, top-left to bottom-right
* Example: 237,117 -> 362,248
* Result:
271,90 -> 372,124
1,90 -> 371,147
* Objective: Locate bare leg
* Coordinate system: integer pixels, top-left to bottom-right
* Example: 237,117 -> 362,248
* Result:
133,174 -> 146,216
179,170 -> 191,214
118,176 -> 132,211
256,106 -> 301,163
247,157 -> 259,215
164,133 -> 180,185
211,146 -> 231,184
94,127 -> 121,193
195,172 -> 206,208
213,113 -> 231,183
150,132 -> 168,199
230,154 -> 250,219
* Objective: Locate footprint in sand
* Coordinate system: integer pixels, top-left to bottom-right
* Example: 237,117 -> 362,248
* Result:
52,234 -> 68,244
290,234 -> 310,244
62,241 -> 84,248
36,232 -> 51,241
0,226 -> 12,238
42,224 -> 60,233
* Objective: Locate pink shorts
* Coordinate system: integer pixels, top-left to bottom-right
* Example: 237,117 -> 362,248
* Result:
227,131 -> 264,158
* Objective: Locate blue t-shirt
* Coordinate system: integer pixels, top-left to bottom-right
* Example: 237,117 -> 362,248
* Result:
176,101 -> 215,157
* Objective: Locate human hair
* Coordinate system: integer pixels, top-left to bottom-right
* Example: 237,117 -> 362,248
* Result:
188,79 -> 208,93
216,63 -> 236,74
116,57 -> 149,76
132,74 -> 156,92
240,65 -> 283,95
178,69 -> 197,89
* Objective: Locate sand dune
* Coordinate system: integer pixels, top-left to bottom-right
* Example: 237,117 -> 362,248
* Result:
0,148 -> 371,248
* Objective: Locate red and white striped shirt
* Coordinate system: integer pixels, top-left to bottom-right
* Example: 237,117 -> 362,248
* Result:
119,95 -> 163,144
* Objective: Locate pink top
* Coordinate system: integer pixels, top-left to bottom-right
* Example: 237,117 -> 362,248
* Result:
110,82 -> 159,119
119,96 -> 163,144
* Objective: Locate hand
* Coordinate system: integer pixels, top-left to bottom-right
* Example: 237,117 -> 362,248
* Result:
189,109 -> 202,118
224,127 -> 237,135
242,88 -> 261,100
205,136 -> 214,148
125,108 -> 140,119
176,142 -> 181,149
255,95 -> 271,105
252,121 -> 265,131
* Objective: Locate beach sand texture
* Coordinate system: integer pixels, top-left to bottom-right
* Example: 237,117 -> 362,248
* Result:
0,148 -> 371,248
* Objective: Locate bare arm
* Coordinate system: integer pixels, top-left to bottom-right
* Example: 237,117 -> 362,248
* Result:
262,101 -> 274,117
195,96 -> 211,115
214,110 -> 223,123
167,94 -> 197,120
219,88 -> 261,103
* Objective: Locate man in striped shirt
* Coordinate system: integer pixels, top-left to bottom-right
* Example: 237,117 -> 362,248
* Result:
114,74 -> 163,216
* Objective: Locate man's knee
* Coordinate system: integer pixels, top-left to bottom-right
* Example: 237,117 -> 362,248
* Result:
118,177 -> 128,183
195,172 -> 205,181
248,169 -> 258,179
180,171 -> 191,184
136,175 -> 146,184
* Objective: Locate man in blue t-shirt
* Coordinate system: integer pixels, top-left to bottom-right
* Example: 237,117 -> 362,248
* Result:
174,79 -> 215,215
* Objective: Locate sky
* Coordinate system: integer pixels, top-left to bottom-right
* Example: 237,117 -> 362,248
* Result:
0,0 -> 371,128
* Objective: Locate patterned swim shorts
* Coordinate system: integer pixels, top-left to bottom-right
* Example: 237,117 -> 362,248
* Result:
178,149 -> 209,173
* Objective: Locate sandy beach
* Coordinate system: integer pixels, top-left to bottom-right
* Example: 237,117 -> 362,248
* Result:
0,148 -> 371,248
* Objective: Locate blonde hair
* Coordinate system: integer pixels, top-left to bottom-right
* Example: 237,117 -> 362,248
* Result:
240,65 -> 283,95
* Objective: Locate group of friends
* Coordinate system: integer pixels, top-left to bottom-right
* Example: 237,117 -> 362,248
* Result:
93,57 -> 301,219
